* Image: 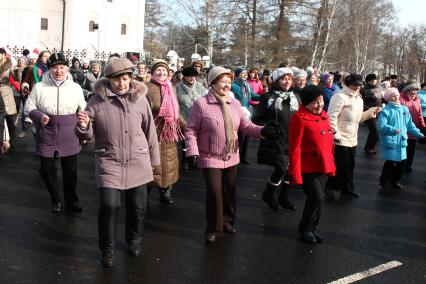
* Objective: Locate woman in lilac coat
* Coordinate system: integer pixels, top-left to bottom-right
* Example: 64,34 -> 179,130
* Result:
77,58 -> 160,267
185,66 -> 277,244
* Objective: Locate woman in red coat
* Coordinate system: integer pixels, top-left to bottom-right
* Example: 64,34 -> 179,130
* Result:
288,85 -> 336,244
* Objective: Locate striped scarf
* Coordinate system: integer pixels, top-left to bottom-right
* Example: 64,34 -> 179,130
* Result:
211,89 -> 236,155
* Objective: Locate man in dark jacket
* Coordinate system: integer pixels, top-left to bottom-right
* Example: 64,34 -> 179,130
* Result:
24,53 -> 86,213
361,73 -> 382,154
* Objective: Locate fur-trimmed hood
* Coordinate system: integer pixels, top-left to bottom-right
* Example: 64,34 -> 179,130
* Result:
0,57 -> 12,77
93,78 -> 148,103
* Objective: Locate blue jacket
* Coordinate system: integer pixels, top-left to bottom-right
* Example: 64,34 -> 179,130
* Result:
231,79 -> 261,108
378,103 -> 423,161
323,83 -> 339,111
418,90 -> 426,117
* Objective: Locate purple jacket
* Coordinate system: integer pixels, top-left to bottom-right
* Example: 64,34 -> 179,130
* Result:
185,90 -> 263,169
24,72 -> 86,158
76,79 -> 160,190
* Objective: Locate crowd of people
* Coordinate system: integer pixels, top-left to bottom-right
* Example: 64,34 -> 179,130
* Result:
1,47 -> 425,268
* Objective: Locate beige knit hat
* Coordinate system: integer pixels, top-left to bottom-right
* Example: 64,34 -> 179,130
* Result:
104,57 -> 134,78
150,59 -> 169,74
207,66 -> 233,86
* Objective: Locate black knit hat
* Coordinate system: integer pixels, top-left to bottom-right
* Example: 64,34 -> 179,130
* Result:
301,85 -> 323,106
47,53 -> 69,68
390,74 -> 398,80
344,73 -> 363,86
365,73 -> 377,82
182,67 -> 198,77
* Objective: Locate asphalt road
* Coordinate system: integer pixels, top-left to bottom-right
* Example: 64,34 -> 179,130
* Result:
0,125 -> 425,284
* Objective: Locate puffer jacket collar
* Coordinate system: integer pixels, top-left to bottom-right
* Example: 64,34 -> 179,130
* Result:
341,86 -> 359,97
41,71 -> 74,87
93,78 -> 147,103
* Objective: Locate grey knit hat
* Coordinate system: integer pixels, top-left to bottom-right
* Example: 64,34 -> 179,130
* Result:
89,60 -> 102,70
294,69 -> 307,79
402,80 -> 420,92
208,66 -> 233,86
104,57 -> 134,78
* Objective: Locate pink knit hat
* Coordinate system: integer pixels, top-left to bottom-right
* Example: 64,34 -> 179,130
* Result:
383,87 -> 400,101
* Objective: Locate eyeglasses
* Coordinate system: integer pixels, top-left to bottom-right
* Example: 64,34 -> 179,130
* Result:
408,89 -> 418,92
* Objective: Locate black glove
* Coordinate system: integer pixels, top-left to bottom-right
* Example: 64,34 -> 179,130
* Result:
187,155 -> 198,169
261,121 -> 280,139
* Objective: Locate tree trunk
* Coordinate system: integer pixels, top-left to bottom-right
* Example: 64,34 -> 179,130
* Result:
249,0 -> 257,66
273,0 -> 287,63
310,0 -> 327,67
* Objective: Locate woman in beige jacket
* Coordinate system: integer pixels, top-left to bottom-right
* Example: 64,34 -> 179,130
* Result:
144,59 -> 186,204
325,74 -> 380,199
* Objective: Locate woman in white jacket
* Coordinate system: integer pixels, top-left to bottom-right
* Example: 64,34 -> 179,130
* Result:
325,74 -> 380,199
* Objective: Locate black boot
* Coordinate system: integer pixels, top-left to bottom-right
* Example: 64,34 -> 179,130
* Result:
279,183 -> 296,210
102,251 -> 114,267
159,187 -> 174,205
262,178 -> 282,211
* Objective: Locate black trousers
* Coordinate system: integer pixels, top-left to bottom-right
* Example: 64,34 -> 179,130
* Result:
299,173 -> 328,233
14,96 -> 21,115
5,114 -> 16,143
98,185 -> 147,253
20,95 -> 29,130
364,118 -> 378,151
380,160 -> 405,185
326,145 -> 356,193
202,166 -> 237,234
406,139 -> 416,170
39,155 -> 78,204
238,131 -> 249,160
270,167 -> 286,184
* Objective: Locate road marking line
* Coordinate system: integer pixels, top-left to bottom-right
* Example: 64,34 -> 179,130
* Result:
328,260 -> 403,284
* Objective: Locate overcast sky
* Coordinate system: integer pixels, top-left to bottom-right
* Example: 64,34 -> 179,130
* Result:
392,0 -> 425,27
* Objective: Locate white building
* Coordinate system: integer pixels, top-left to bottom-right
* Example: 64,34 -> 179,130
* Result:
0,0 -> 145,58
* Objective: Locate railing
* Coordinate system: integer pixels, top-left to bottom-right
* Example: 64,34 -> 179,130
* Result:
5,45 -> 159,65
5,45 -> 129,63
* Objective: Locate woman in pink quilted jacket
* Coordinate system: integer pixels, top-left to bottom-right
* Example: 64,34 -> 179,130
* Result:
185,66 -> 278,244
399,81 -> 425,173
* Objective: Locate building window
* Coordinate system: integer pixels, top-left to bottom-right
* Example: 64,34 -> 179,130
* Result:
40,18 -> 48,30
89,21 -> 99,32
89,21 -> 95,32
121,24 -> 127,35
